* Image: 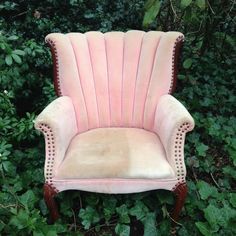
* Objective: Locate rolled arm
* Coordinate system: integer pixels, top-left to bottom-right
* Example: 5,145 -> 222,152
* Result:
34,96 -> 78,181
153,95 -> 194,179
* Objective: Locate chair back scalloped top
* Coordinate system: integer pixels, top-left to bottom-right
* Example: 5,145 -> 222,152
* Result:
45,30 -> 184,133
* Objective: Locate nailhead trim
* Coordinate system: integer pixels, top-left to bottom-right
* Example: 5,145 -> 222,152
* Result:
44,182 -> 59,195
38,123 -> 56,185
169,35 -> 184,94
45,38 -> 62,96
173,122 -> 191,185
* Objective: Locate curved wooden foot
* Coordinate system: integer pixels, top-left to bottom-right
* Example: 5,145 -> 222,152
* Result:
171,183 -> 187,235
43,183 -> 59,224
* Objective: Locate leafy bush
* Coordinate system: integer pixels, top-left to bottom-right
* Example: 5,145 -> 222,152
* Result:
0,0 -> 235,235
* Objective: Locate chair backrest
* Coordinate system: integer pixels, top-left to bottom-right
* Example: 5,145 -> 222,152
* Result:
46,30 -> 184,133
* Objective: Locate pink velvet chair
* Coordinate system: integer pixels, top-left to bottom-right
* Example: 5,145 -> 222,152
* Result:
34,30 -> 194,233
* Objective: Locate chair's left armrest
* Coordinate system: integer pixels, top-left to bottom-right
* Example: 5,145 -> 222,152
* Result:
153,95 -> 194,178
34,96 -> 78,179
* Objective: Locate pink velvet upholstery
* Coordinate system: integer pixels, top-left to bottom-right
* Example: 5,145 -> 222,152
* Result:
45,31 -> 183,132
34,30 -> 194,194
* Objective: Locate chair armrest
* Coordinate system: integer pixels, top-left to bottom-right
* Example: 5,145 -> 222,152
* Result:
153,95 -> 194,179
34,96 -> 78,181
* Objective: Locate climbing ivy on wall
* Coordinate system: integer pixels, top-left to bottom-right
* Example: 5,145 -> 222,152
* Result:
0,0 -> 235,235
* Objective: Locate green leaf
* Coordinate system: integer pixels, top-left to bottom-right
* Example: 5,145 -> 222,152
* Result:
221,203 -> 236,225
144,0 -> 156,10
103,197 -> 117,221
2,161 -> 15,173
197,181 -> 218,200
12,54 -> 22,64
39,199 -> 48,216
143,213 -> 158,236
33,231 -> 44,236
196,0 -> 206,9
19,190 -> 36,211
181,0 -> 192,8
116,204 -> 130,224
0,221 -> 5,232
183,58 -> 193,69
115,223 -> 130,236
79,206 -> 100,230
142,0 -> 161,27
13,49 -> 25,56
196,143 -> 208,157
157,191 -> 174,204
204,204 -> 225,228
195,222 -> 212,236
46,230 -> 58,236
129,201 -> 148,220
223,166 -> 236,179
9,209 -> 30,229
229,193 -> 236,207
8,35 -> 18,40
5,55 -> 13,65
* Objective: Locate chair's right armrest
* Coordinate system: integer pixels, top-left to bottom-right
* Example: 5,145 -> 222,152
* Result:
153,95 -> 194,179
34,96 -> 78,180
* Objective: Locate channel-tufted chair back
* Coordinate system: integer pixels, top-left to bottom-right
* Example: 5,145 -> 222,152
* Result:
46,31 -> 184,133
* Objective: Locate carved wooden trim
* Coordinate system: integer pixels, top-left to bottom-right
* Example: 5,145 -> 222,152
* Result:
171,182 -> 188,235
169,35 -> 184,94
45,39 -> 62,97
43,183 -> 59,223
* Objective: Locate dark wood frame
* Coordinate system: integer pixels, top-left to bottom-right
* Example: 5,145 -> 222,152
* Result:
170,39 -> 184,94
44,182 -> 187,235
45,39 -> 62,97
44,32 -> 187,234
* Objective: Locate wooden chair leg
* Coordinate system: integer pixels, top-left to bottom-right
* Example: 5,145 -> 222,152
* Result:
171,183 -> 187,235
43,183 -> 59,224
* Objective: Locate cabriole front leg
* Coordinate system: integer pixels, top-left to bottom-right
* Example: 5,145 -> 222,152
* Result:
171,182 -> 187,235
43,183 -> 59,224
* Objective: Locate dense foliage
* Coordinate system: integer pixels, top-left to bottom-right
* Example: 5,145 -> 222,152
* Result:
0,0 -> 235,235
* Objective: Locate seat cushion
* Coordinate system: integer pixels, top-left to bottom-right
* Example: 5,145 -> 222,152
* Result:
55,128 -> 175,179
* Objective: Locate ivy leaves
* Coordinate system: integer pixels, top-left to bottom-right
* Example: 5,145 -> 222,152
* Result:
196,143 -> 209,157
79,206 -> 100,230
197,181 -> 218,200
78,199 -> 158,236
0,0 -> 235,235
196,203 -> 236,236
194,180 -> 236,235
115,224 -> 130,236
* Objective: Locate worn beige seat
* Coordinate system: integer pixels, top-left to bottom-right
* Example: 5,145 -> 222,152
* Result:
56,128 -> 175,180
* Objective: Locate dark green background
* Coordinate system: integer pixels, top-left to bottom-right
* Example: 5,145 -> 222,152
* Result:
0,0 -> 235,235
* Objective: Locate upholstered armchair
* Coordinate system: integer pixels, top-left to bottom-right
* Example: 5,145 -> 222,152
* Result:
34,31 -> 194,233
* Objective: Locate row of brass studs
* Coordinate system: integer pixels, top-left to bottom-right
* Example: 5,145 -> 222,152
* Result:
38,123 -> 55,184
174,122 -> 190,183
